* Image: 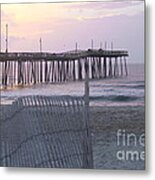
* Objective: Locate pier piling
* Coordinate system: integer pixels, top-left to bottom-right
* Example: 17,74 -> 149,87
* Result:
0,49 -> 128,88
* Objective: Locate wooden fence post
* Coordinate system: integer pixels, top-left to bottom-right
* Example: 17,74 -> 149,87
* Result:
84,57 -> 93,168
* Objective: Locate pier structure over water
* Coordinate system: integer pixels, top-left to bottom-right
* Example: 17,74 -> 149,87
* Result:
0,49 -> 128,88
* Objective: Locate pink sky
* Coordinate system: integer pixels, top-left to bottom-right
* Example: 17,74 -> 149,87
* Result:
1,1 -> 144,63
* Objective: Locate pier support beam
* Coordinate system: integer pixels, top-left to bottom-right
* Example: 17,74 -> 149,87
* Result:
0,51 -> 128,88
124,56 -> 128,76
103,57 -> 107,78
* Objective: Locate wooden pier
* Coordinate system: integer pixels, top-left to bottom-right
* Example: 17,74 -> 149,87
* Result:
0,49 -> 128,88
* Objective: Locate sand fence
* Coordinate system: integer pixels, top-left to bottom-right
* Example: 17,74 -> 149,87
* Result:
0,95 -> 93,168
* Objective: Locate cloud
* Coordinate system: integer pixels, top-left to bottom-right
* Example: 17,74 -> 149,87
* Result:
0,1 -> 144,63
2,1 -> 144,26
62,1 -> 144,21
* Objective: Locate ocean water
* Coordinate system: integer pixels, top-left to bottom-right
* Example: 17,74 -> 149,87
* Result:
0,64 -> 144,106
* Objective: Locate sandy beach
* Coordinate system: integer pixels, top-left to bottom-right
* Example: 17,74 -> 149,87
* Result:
0,102 -> 144,169
90,106 -> 145,170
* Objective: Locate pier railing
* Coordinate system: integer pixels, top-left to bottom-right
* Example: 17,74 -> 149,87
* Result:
0,49 -> 128,60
